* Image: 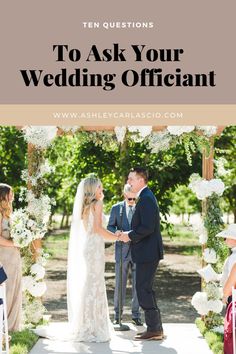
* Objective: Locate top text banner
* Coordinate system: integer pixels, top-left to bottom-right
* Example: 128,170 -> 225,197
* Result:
1,0 -> 235,104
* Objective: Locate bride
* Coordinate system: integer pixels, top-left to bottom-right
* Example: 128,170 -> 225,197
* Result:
35,174 -> 118,342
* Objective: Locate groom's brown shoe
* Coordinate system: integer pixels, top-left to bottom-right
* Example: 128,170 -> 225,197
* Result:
134,330 -> 164,341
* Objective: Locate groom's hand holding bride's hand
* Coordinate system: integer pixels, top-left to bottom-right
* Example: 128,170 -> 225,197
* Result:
119,232 -> 130,243
115,230 -> 122,240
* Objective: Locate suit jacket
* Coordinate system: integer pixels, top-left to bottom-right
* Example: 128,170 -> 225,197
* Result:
107,201 -> 133,262
128,187 -> 164,263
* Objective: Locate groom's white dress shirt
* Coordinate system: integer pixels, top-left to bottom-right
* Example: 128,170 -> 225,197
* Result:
136,185 -> 147,197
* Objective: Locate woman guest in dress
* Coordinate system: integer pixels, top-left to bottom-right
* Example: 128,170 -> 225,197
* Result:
0,183 -> 22,331
217,224 -> 236,354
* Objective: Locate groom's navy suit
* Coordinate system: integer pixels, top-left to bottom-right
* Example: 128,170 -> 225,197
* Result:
128,186 -> 163,332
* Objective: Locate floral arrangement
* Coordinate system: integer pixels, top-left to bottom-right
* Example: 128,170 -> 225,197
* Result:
11,209 -> 47,247
114,126 -> 152,143
148,126 -> 218,165
22,126 -> 58,149
190,173 -> 227,329
12,129 -> 56,325
189,174 -> 225,200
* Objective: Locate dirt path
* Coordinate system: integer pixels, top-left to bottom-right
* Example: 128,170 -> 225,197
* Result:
43,234 -> 201,323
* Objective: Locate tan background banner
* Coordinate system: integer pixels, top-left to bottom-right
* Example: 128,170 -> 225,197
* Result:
0,104 -> 235,125
0,0 -> 235,104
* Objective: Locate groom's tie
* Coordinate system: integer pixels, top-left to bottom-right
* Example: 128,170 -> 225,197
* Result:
128,206 -> 134,227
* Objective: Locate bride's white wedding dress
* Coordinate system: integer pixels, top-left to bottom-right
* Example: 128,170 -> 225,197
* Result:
34,183 -> 113,342
67,209 -> 112,342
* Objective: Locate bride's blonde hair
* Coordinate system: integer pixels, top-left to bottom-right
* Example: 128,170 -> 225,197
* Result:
82,174 -> 101,219
0,183 -> 13,219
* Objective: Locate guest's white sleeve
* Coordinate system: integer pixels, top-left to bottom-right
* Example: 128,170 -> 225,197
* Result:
220,258 -> 229,286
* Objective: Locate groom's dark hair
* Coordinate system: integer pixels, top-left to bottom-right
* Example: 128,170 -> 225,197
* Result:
130,167 -> 149,183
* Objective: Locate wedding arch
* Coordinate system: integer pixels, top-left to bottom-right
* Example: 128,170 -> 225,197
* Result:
13,125 -> 227,328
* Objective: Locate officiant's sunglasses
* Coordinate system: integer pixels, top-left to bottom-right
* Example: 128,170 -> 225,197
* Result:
127,198 -> 136,201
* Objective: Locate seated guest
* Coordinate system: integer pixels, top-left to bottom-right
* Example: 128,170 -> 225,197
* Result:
0,264 -> 7,305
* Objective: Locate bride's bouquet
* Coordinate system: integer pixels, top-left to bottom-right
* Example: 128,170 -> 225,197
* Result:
10,208 -> 47,248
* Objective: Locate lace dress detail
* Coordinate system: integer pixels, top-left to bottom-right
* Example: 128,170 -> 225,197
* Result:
73,210 -> 112,342
35,209 -> 113,342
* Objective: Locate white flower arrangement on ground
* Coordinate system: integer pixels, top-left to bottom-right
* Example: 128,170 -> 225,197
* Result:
22,126 -> 58,149
189,173 -> 225,200
24,298 -> 47,325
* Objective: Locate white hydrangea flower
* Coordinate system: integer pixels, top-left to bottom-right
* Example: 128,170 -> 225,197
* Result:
203,248 -> 217,264
191,292 -> 209,315
197,264 -> 221,283
167,126 -> 195,136
22,276 -> 34,292
208,179 -> 225,196
30,263 -> 46,281
114,126 -> 127,143
27,281 -> 47,297
195,180 -> 212,200
199,233 -> 208,245
207,299 -> 223,313
189,174 -> 225,200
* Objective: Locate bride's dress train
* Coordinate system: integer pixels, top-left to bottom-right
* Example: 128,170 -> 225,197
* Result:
34,209 -> 113,342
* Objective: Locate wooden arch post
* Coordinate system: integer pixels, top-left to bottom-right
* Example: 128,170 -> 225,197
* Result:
201,127 -> 225,289
28,142 -> 42,259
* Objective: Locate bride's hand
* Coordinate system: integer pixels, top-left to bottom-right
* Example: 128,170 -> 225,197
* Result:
115,230 -> 122,239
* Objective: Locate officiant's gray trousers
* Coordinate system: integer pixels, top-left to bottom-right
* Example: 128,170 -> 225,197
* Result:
114,260 -> 141,320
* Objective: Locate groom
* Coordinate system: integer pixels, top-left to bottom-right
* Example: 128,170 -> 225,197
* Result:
118,167 -> 164,340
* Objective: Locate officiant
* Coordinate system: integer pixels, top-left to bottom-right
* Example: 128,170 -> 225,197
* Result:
107,184 -> 142,326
